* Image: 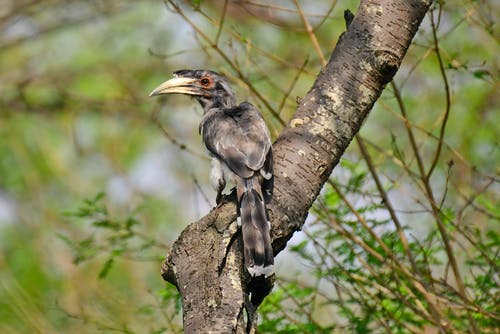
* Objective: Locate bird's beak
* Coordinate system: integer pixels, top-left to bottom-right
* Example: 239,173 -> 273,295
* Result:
149,77 -> 200,97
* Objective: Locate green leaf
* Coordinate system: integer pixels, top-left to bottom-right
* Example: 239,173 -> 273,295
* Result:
472,69 -> 490,80
92,219 -> 120,230
125,217 -> 139,230
98,257 -> 114,279
391,133 -> 405,162
55,233 -> 74,247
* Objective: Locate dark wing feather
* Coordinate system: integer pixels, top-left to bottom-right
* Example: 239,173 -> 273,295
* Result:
201,102 -> 271,178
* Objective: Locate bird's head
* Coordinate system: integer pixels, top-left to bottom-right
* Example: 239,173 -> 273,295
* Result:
149,69 -> 236,110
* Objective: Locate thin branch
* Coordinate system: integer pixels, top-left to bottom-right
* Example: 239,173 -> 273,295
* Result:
294,0 -> 327,66
312,0 -> 339,32
165,0 -> 286,126
241,1 -> 332,18
197,7 -> 316,75
356,136 -> 418,271
303,223 -> 431,331
214,0 -> 229,46
151,106 -> 208,161
328,177 -> 450,332
426,7 -> 452,180
391,60 -> 479,334
278,58 -> 309,115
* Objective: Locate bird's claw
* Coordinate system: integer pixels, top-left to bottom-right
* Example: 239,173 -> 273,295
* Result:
215,187 -> 237,205
216,192 -> 223,205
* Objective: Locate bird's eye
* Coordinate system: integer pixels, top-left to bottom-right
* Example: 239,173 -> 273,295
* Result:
200,77 -> 211,87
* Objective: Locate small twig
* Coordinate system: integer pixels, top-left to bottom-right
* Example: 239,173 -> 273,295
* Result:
214,0 -> 228,46
438,160 -> 454,210
392,47 -> 479,334
195,7 -> 316,76
165,0 -> 285,126
279,278 -> 322,329
391,78 -> 479,331
304,223 -> 430,330
455,177 -> 499,221
190,173 -> 211,209
379,97 -> 485,178
312,0 -> 339,32
147,47 -> 199,59
426,7 -> 452,180
241,1 -> 331,18
356,136 -> 418,272
278,58 -> 309,115
151,106 -> 208,161
294,0 -> 327,67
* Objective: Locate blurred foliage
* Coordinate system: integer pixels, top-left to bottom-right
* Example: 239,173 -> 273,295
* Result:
0,0 -> 498,333
259,163 -> 499,333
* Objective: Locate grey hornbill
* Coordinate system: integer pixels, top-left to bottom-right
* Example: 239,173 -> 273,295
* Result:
150,69 -> 274,277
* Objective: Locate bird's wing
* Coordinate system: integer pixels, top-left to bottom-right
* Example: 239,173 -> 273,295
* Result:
201,102 -> 271,179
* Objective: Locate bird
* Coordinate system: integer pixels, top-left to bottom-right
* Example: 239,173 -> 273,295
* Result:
149,69 -> 274,277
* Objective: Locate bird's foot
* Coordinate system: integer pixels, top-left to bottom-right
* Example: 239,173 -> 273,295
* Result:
216,191 -> 223,205
216,187 -> 237,206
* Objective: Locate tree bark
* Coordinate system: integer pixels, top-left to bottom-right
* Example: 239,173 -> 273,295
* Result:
161,0 -> 432,332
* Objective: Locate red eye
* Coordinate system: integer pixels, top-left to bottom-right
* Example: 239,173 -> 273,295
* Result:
200,77 -> 211,87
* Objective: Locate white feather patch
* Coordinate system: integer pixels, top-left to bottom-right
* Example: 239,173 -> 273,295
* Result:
210,158 -> 224,191
260,169 -> 272,180
248,264 -> 274,278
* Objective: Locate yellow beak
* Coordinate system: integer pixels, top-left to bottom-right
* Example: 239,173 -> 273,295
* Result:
149,77 -> 200,97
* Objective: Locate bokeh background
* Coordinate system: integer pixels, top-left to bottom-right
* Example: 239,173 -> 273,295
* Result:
0,1 -> 498,333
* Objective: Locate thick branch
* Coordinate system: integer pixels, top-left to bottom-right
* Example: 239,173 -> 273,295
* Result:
161,0 -> 432,332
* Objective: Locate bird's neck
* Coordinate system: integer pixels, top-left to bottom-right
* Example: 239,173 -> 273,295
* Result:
198,95 -> 237,113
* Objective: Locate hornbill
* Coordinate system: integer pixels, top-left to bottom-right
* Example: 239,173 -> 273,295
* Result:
150,70 -> 274,277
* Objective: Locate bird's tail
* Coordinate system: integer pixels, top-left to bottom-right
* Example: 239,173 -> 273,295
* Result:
237,177 -> 274,277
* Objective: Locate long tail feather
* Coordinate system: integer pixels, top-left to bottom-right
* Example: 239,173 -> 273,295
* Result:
238,178 -> 274,277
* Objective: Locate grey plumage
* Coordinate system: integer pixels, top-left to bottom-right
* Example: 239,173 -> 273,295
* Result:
150,69 -> 274,277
